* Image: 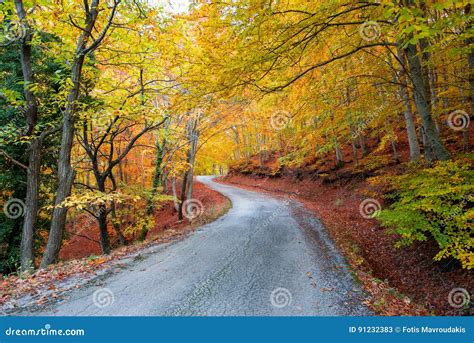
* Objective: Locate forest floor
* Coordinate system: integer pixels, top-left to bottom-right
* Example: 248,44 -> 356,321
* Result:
218,171 -> 472,316
60,181 -> 230,260
3,176 -> 372,316
0,180 -> 231,312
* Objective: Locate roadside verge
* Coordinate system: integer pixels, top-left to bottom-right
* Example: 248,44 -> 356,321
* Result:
0,180 -> 231,314
217,174 -> 470,316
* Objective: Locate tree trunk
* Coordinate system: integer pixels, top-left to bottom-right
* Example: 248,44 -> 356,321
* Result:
359,134 -> 367,156
429,68 -> 440,133
178,172 -> 188,221
390,135 -> 399,163
20,139 -> 41,270
140,130 -> 166,241
150,136 -> 164,202
420,127 -> 434,161
40,98 -> 77,268
111,201 -> 125,245
419,39 -> 433,116
14,0 -> 37,137
183,115 -> 199,219
404,42 -> 450,161
14,0 -> 41,271
41,0 -> 119,268
41,52 -> 86,268
186,171 -> 194,204
400,79 -> 421,160
346,112 -> 358,163
397,47 -> 421,160
186,132 -> 198,203
118,146 -> 125,183
465,4 -> 474,120
334,136 -> 343,166
350,134 -> 358,162
457,79 -> 470,152
97,204 -> 110,254
465,5 -> 473,151
162,170 -> 169,193
171,177 -> 179,212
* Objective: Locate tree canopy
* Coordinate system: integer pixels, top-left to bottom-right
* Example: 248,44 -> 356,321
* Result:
0,0 -> 472,273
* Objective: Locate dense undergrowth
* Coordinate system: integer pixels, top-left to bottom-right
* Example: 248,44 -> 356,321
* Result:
373,158 -> 474,269
229,153 -> 474,270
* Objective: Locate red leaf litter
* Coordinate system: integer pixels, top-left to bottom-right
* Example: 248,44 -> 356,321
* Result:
218,174 -> 473,316
60,181 -> 230,260
0,180 -> 230,309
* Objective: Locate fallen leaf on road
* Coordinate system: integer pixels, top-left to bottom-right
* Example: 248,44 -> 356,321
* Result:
36,296 -> 48,305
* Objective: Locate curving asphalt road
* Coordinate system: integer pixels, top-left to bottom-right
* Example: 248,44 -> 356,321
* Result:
26,176 -> 371,316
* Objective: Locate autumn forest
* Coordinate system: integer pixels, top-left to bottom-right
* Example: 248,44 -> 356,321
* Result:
0,0 -> 472,316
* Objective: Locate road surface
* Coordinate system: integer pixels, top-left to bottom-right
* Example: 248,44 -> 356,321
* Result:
25,176 -> 371,316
